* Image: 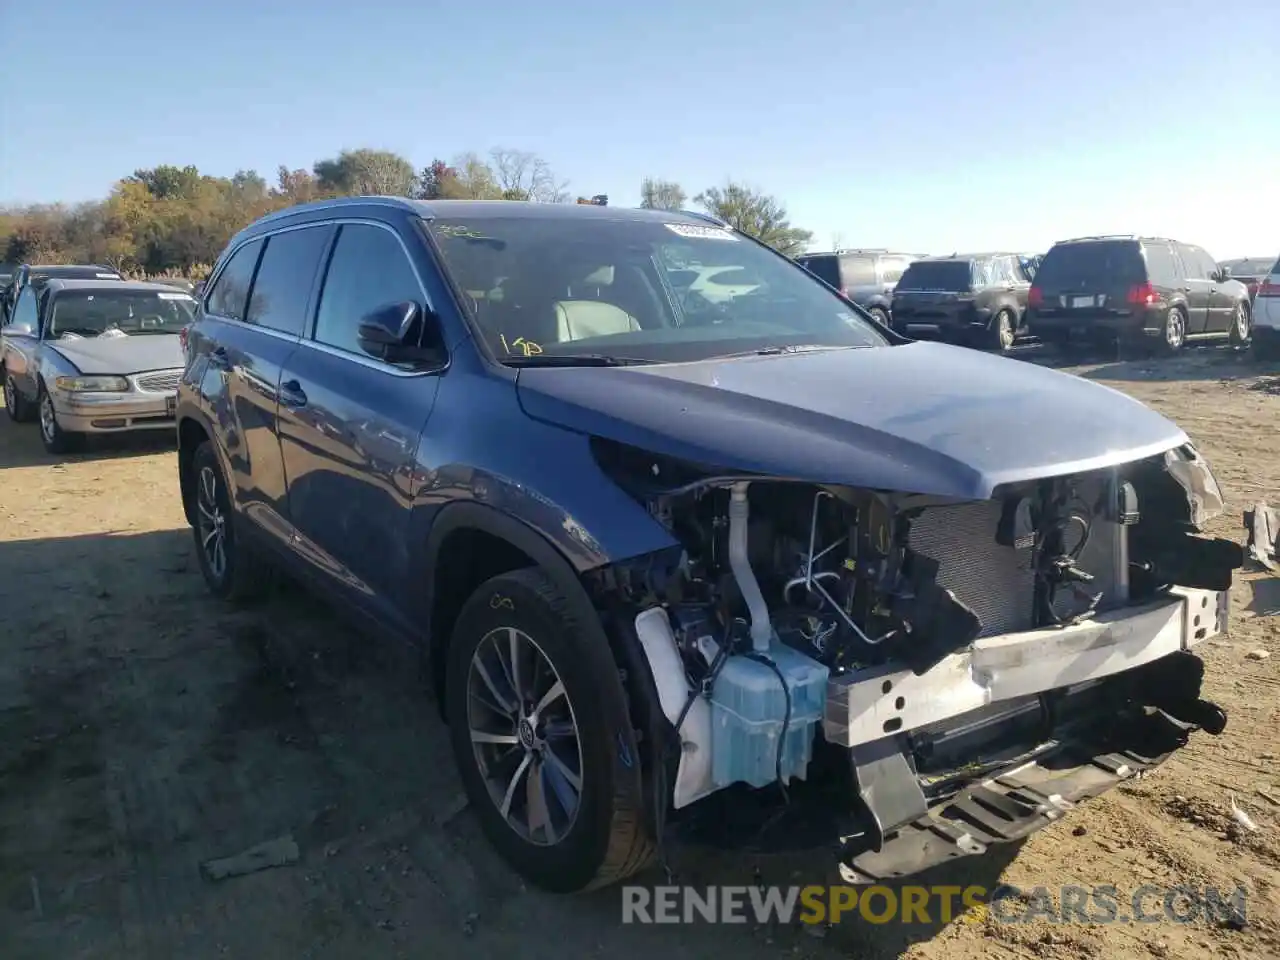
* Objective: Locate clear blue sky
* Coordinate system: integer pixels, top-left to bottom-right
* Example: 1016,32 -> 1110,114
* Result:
1,0 -> 1276,258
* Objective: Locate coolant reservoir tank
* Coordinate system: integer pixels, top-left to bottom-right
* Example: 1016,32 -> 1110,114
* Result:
709,640 -> 829,790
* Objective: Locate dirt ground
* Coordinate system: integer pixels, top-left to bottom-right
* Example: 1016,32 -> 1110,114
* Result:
1,345 -> 1278,960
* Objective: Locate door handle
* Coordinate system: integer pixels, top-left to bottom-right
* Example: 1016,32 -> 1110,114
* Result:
279,379 -> 308,407
208,346 -> 230,369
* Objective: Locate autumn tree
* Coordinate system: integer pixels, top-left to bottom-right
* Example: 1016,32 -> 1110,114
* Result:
489,148 -> 568,203
639,177 -> 686,211
313,148 -> 417,197
414,159 -> 460,200
694,181 -> 813,256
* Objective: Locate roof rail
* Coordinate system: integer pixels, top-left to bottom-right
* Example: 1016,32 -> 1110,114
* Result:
250,195 -> 419,229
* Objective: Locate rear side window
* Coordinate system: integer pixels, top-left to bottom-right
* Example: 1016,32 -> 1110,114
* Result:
797,255 -> 841,288
313,223 -> 423,356
1035,242 -> 1145,287
206,239 -> 264,321
246,225 -> 334,336
880,258 -> 910,284
838,255 -> 878,287
897,260 -> 972,291
1142,242 -> 1180,286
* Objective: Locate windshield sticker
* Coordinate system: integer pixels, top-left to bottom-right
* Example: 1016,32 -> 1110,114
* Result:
96,272 -> 119,278
435,224 -> 492,240
664,223 -> 739,241
156,292 -> 194,301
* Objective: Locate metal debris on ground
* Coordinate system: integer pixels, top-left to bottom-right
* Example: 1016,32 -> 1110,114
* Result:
1229,797 -> 1260,833
1244,502 -> 1279,572
1245,649 -> 1272,661
200,835 -> 300,881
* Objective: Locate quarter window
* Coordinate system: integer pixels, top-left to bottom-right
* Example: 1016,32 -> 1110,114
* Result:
245,225 -> 334,337
313,223 -> 423,356
206,239 -> 264,321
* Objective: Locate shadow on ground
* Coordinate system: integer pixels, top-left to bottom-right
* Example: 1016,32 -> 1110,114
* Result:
0,411 -> 176,469
0,529 -> 1036,960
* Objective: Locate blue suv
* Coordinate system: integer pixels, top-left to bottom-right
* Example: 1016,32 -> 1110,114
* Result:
177,197 -> 1236,893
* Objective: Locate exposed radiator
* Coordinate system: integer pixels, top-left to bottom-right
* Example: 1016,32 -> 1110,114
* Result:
906,476 -> 1129,639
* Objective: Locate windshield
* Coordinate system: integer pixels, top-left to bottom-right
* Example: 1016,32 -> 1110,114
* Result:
896,260 -> 972,291
47,291 -> 195,338
427,217 -> 887,363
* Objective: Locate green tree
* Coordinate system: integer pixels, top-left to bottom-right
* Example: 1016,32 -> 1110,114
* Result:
313,148 -> 417,196
694,181 -> 813,256
639,177 -> 686,211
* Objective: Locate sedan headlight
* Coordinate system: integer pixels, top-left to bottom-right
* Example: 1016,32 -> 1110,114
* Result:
55,375 -> 130,393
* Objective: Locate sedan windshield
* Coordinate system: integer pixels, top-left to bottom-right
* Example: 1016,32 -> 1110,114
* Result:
427,217 -> 887,363
47,291 -> 195,338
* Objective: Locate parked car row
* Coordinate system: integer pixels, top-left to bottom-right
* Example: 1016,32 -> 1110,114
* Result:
797,238 -> 1274,358
0,270 -> 193,452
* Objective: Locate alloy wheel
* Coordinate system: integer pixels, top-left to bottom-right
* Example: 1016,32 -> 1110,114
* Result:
466,626 -> 583,846
196,465 -> 228,581
997,311 -> 1015,350
39,393 -> 57,444
3,376 -> 13,412
1235,304 -> 1249,340
1166,310 -> 1185,349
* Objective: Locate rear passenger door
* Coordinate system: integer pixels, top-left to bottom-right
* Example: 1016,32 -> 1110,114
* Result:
277,220 -> 442,630
197,225 -> 333,551
1174,242 -> 1211,334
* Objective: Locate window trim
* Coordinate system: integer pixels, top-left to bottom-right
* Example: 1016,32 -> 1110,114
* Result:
203,235 -> 267,324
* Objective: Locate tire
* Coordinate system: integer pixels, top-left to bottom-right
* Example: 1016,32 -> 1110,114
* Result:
445,567 -> 653,893
38,384 -> 84,454
1159,306 -> 1186,354
1228,301 -> 1251,347
988,308 -> 1016,352
188,440 -> 272,602
4,371 -> 34,423
866,306 -> 890,329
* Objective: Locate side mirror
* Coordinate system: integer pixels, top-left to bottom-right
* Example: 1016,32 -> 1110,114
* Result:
1217,266 -> 1231,282
5,321 -> 36,337
356,301 -> 444,366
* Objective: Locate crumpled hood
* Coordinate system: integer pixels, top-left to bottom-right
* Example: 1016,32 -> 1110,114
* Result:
48,334 -> 183,376
515,341 -> 1189,500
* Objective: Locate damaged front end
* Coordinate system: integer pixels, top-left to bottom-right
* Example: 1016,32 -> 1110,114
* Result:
585,438 -> 1241,882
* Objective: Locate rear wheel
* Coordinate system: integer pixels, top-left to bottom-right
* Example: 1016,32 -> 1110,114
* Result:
4,372 -> 33,422
988,309 -> 1016,352
1228,301 -> 1251,347
38,385 -> 84,454
445,568 -> 653,892
866,306 -> 890,328
1159,306 -> 1186,354
188,441 -> 272,602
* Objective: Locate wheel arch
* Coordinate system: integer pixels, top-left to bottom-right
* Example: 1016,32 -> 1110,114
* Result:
177,415 -> 212,527
418,501 -> 613,717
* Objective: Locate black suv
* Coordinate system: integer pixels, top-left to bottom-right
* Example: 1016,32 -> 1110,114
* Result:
889,253 -> 1031,351
1026,236 -> 1252,352
794,249 -> 921,327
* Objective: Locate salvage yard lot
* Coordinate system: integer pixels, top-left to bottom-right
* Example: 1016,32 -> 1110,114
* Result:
2,347 -> 1279,960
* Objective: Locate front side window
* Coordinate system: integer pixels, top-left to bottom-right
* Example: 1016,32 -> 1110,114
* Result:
313,223 -> 423,355
428,217 -> 886,363
246,225 -> 333,337
46,292 -> 196,338
206,239 -> 264,321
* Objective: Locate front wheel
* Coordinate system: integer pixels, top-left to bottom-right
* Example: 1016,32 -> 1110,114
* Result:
445,568 -> 653,892
866,306 -> 890,329
38,386 -> 84,454
1228,302 -> 1251,347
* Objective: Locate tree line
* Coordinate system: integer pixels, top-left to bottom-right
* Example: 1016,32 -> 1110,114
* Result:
0,149 -> 814,279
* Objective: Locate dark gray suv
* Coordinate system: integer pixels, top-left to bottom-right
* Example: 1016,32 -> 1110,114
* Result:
794,249 -> 922,327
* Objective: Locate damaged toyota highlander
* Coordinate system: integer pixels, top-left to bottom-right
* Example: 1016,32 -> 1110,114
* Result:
175,198 -> 1242,894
